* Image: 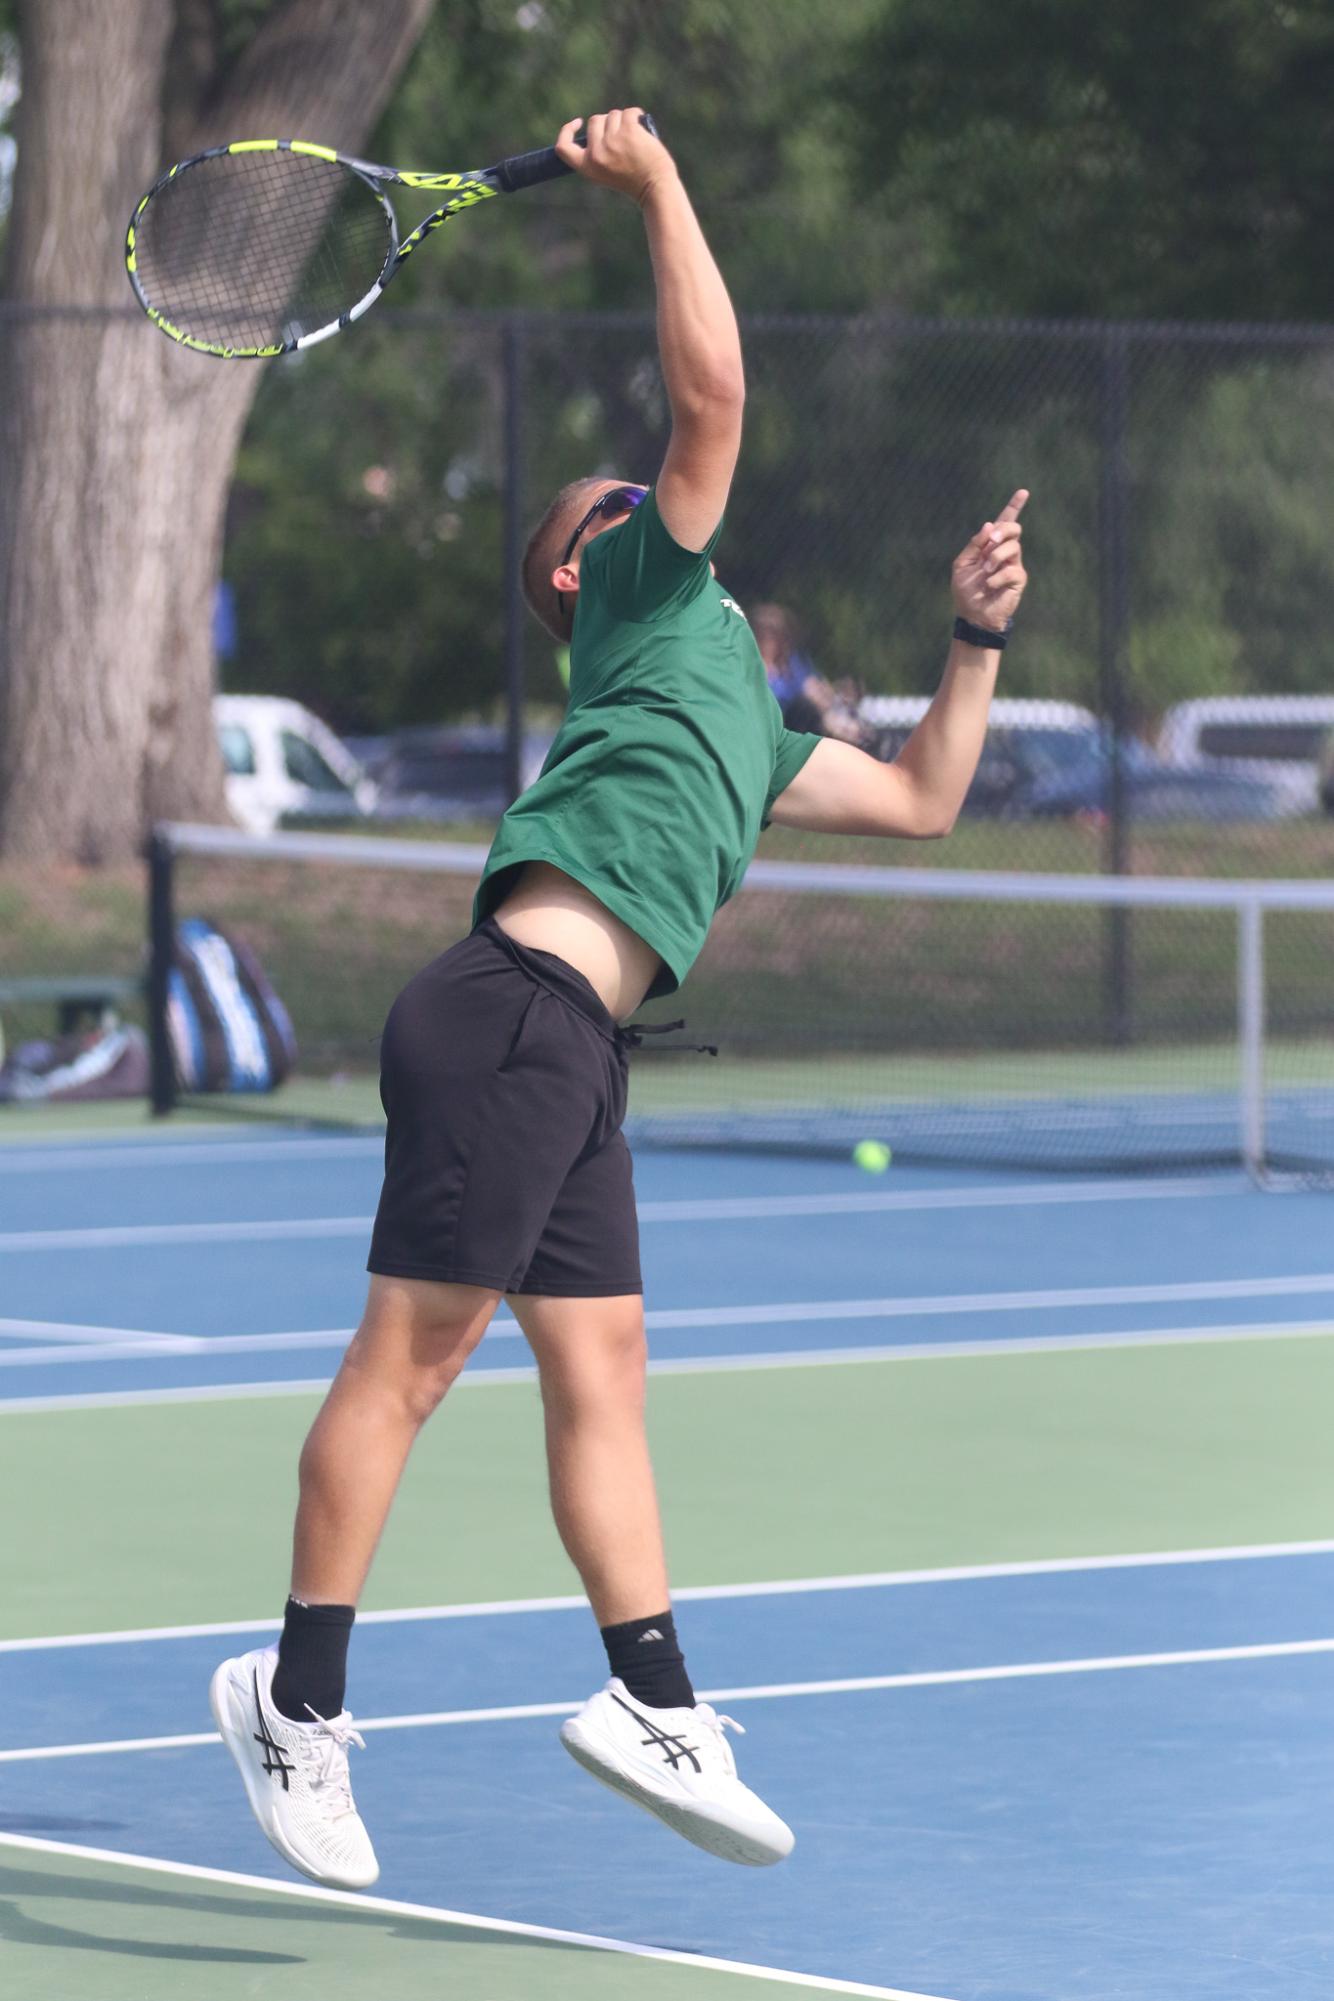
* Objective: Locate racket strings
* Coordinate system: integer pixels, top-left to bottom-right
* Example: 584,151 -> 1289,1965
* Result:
132,152 -> 393,351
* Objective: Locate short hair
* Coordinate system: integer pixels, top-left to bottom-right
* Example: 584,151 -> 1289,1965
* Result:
521,477 -> 611,642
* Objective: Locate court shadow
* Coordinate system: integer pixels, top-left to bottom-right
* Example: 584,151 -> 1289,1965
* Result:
0,1857 -> 619,1972
0,1860 -> 308,1966
0,1892 -> 302,1965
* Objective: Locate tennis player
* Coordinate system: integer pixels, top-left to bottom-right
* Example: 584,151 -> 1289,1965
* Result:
211,108 -> 1028,1890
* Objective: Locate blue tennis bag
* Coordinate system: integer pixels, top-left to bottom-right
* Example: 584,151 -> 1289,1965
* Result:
168,918 -> 297,1094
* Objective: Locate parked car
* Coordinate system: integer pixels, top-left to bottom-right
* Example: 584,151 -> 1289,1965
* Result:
859,698 -> 1124,817
357,724 -> 555,822
1156,696 -> 1334,818
860,696 -> 1284,822
858,698 -> 1102,817
214,695 -> 378,835
1022,731 -> 1284,823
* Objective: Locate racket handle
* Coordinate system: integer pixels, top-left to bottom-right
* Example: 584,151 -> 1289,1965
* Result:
493,113 -> 658,194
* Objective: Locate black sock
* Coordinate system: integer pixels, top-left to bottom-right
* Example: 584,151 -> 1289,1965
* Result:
600,1609 -> 695,1711
270,1597 -> 355,1722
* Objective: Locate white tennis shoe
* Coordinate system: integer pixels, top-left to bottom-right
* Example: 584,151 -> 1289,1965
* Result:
209,1643 -> 379,1890
560,1678 -> 795,1866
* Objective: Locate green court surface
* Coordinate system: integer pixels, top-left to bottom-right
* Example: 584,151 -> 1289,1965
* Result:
0,1842 -> 858,2001
6,1335 -> 1334,1641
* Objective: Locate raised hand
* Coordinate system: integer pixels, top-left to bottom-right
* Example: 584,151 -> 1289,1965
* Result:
951,489 -> 1030,632
555,108 -> 673,204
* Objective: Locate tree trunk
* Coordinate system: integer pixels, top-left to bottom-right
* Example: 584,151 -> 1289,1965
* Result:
0,0 -> 434,862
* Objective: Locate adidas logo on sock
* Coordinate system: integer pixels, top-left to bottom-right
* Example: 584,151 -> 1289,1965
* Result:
637,1628 -> 664,1643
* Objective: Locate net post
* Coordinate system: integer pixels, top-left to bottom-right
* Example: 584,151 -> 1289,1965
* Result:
1238,895 -> 1265,1184
146,827 -> 176,1117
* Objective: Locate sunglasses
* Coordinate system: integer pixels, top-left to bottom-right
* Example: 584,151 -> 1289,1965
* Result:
558,484 -> 647,579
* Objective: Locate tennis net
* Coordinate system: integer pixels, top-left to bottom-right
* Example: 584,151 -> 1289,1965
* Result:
148,823 -> 1334,1184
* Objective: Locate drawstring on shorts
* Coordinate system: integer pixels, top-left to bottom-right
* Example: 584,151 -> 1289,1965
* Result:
618,1018 -> 718,1058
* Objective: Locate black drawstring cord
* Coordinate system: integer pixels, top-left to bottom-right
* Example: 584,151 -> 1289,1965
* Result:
618,1018 -> 718,1057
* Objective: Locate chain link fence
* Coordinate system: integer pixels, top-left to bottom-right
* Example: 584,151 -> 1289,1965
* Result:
3,305 -> 1334,1116
220,306 -> 1334,852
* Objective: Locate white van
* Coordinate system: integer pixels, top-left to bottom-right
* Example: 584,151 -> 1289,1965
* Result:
214,695 -> 378,835
1157,696 -> 1334,816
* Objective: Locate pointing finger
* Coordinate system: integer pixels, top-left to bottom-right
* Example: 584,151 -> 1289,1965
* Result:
996,488 -> 1030,525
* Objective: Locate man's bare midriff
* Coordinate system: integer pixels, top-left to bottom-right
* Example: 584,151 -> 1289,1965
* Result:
492,861 -> 662,1021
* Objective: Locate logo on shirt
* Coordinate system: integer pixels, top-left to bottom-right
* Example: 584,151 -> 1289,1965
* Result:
719,597 -> 748,620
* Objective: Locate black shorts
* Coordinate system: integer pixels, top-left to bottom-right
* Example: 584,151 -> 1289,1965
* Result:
367,919 -> 641,1297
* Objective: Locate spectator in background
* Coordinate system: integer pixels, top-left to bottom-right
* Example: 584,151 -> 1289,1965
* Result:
751,603 -> 873,748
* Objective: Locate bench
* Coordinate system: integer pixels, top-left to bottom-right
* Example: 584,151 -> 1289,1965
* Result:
0,976 -> 142,1035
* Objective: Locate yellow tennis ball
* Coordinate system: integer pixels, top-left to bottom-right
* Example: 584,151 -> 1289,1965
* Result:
852,1139 -> 892,1173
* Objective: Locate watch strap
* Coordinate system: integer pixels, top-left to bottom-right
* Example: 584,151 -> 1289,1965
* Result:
953,614 -> 1012,650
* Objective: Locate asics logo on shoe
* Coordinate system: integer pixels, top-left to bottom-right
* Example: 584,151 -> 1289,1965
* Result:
611,1690 -> 702,1774
252,1673 -> 294,1791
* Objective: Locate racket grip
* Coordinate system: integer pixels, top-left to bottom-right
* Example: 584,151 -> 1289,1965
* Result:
494,113 -> 658,194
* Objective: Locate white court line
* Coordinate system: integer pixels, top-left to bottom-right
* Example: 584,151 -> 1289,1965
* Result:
3,1317 -> 1333,1412
638,1320 -> 1334,1375
0,1832 -> 936,2001
0,1318 -> 191,1349
5,1638 -> 1332,1765
0,1136 -> 386,1172
0,1324 -> 362,1366
636,1177 -> 1239,1221
4,1537 -> 1332,1653
5,1311 -> 1333,1375
0,1377 -> 419,1412
0,1176 -> 1249,1252
0,1216 -> 373,1251
642,1274 -> 1334,1327
6,1270 -> 1334,1351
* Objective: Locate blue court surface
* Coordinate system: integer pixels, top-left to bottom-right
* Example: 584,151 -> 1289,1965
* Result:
2,1122 -> 1334,1999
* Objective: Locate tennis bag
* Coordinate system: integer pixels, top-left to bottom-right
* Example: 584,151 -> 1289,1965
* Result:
168,917 -> 297,1094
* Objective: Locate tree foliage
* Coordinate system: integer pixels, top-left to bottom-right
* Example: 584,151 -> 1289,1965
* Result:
3,0 -> 1333,844
224,0 -> 1334,735
841,0 -> 1334,322
224,0 -> 920,731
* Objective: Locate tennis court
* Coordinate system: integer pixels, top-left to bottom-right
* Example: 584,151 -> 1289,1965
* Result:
3,1120 -> 1333,1999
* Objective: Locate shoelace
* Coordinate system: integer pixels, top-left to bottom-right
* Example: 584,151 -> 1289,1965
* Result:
696,1705 -> 744,1774
300,1706 -> 366,1813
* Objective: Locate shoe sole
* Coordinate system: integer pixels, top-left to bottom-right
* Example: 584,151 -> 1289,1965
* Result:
560,1722 -> 792,1866
208,1660 -> 378,1891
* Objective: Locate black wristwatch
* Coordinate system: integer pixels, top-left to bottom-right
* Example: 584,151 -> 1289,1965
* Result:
953,614 -> 1013,650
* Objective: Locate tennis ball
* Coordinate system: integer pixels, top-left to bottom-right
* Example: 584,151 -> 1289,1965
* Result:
852,1139 -> 892,1173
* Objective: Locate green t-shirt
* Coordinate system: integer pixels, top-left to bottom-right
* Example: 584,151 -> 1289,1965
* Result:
474,492 -> 817,998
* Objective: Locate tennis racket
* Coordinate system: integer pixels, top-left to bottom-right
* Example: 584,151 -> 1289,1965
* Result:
125,116 -> 657,361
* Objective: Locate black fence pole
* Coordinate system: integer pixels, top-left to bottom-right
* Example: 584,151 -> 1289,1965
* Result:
146,828 -> 176,1116
502,317 -> 527,807
1097,328 -> 1132,1046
